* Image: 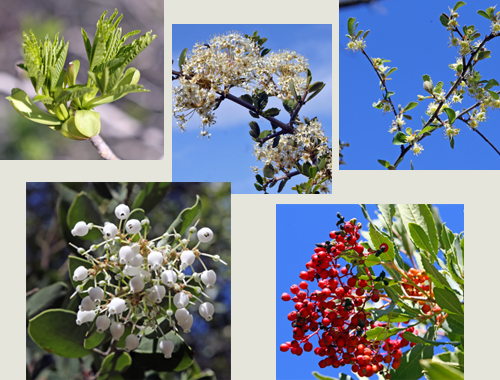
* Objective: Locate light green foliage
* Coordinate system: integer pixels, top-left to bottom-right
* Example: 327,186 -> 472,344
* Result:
7,9 -> 156,141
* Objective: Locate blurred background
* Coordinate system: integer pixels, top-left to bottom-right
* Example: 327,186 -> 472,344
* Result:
1,0 -> 164,160
26,182 -> 231,379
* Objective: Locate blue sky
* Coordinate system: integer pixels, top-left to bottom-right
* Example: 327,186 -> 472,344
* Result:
172,24 -> 332,193
276,204 -> 464,380
340,0 -> 500,169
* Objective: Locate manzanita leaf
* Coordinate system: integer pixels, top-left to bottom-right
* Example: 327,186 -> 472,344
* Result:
26,282 -> 68,319
97,352 -> 132,380
132,183 -> 170,214
28,309 -> 92,358
6,88 -> 62,126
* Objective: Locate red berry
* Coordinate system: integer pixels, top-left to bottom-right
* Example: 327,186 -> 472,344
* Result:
358,279 -> 368,288
290,285 -> 299,294
347,277 -> 357,287
299,281 -> 308,289
335,287 -> 345,297
281,293 -> 291,301
422,304 -> 431,313
354,244 -> 364,254
280,343 -> 289,352
322,318 -> 331,326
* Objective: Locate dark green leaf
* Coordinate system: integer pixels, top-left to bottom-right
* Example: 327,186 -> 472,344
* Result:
289,80 -> 298,101
487,90 -> 500,100
97,352 -> 131,380
254,91 -> 268,112
369,223 -> 395,261
282,99 -> 297,114
278,179 -> 288,193
420,255 -> 451,290
263,164 -> 275,178
378,159 -> 391,168
347,17 -> 356,36
84,327 -> 107,350
261,48 -> 271,57
307,83 -> 326,102
262,107 -> 280,117
249,110 -> 260,119
258,130 -> 272,139
272,135 -> 280,148
434,287 -> 464,319
392,131 -> 407,145
240,94 -> 253,105
477,50 -> 491,61
131,183 -> 169,214
439,13 -> 450,27
453,1 -> 466,11
309,166 -> 317,178
308,82 -> 324,92
28,309 -> 92,358
159,195 -> 201,246
254,183 -> 263,191
255,174 -> 264,185
477,10 -> 490,19
67,192 -> 104,240
390,329 -> 434,380
26,282 -> 68,319
408,223 -> 435,260
403,331 -> 459,346
419,360 -> 464,380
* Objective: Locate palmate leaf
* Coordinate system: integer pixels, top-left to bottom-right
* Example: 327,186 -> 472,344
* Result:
53,85 -> 94,107
116,30 -> 157,67
6,88 -> 62,126
50,40 -> 69,91
85,84 -> 148,108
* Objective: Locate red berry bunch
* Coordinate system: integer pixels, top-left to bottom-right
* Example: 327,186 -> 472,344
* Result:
280,214 -> 419,379
402,268 -> 444,322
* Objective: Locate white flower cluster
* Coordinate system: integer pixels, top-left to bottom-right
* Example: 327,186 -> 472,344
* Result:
252,119 -> 332,193
173,31 -> 309,136
70,204 -> 226,358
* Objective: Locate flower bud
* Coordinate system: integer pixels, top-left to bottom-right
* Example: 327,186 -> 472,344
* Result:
110,322 -> 124,339
148,285 -> 166,303
161,270 -> 177,287
71,221 -> 89,237
175,308 -> 190,324
178,314 -> 193,333
125,334 -> 140,352
130,276 -> 144,293
108,297 -> 127,314
201,270 -> 217,289
73,266 -> 88,282
103,223 -> 118,239
96,315 -> 110,333
199,302 -> 215,321
160,339 -> 175,359
125,219 -> 141,234
174,292 -> 190,309
180,250 -> 195,269
89,287 -> 105,302
148,251 -> 164,270
124,265 -> 141,277
80,296 -> 96,311
197,227 -> 214,243
114,204 -> 130,220
76,310 -> 95,325
130,254 -> 143,267
119,246 -> 134,265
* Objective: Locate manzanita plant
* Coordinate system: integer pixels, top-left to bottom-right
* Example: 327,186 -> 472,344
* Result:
172,31 -> 332,194
6,9 -> 156,160
27,184 -> 228,379
280,205 -> 464,380
345,2 -> 500,169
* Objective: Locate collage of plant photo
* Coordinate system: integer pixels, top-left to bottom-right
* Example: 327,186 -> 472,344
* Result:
9,0 -> 480,379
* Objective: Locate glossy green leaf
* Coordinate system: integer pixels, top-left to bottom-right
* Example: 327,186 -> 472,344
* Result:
453,1 -> 466,11
487,90 -> 500,100
419,360 -> 464,380
258,130 -> 272,139
254,91 -> 268,112
240,94 -> 253,105
278,179 -> 288,193
312,372 -> 338,380
403,102 -> 418,112
6,88 -> 62,126
408,223 -> 435,261
84,326 -> 108,350
477,10 -> 490,19
178,48 -> 187,69
347,17 -> 356,36
392,131 -> 407,145
67,191 -> 104,240
132,183 -> 169,214
441,223 -> 455,250
282,98 -> 297,114
306,83 -> 325,102
439,13 -> 450,27
444,108 -> 456,124
26,282 -> 68,319
159,195 -> 201,246
403,331 -> 459,346
97,352 -> 132,380
378,159 -> 391,168
434,287 -> 463,318
85,84 -> 148,108
262,107 -> 280,117
28,309 -> 92,358
272,135 -> 280,148
289,80 -> 298,101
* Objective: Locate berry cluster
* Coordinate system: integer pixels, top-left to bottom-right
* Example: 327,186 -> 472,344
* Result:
69,204 -> 226,358
402,268 -> 444,322
280,214 -> 419,379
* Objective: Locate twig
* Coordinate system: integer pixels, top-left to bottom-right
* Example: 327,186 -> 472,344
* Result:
472,126 -> 500,156
89,135 -> 121,160
26,288 -> 39,297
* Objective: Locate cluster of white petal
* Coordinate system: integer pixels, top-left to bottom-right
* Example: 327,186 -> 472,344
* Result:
173,31 -> 310,137
252,119 -> 332,193
70,204 -> 226,358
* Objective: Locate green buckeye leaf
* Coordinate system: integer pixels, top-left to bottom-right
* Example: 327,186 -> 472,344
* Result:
97,352 -> 132,380
26,282 -> 68,320
132,182 -> 169,214
434,288 -> 464,318
28,309 -> 92,358
6,88 -> 62,126
67,191 -> 104,240
419,360 -> 464,380
312,372 -> 338,380
33,95 -> 54,105
74,110 -> 100,138
159,196 -> 201,246
132,331 -> 193,372
65,60 -> 80,87
403,102 -> 418,112
263,163 -> 275,178
392,132 -> 407,145
444,108 -> 456,124
54,85 -> 94,107
178,48 -> 188,69
402,331 -> 460,346
85,84 -> 148,108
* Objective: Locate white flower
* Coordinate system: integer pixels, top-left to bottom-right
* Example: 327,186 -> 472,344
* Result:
80,296 -> 96,311
180,250 -> 195,269
148,251 -> 164,270
125,219 -> 141,234
201,270 -> 217,289
161,270 -> 177,287
108,297 -> 127,314
175,308 -> 190,324
199,302 -> 215,321
72,221 -> 89,237
96,315 -> 110,333
119,246 -> 134,265
110,322 -> 124,340
103,222 -> 118,239
160,340 -> 175,358
197,227 -> 214,243
76,310 -> 95,325
114,204 -> 130,220
125,334 -> 140,352
89,287 -> 104,302
174,292 -> 190,309
130,276 -> 145,293
73,266 -> 88,282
